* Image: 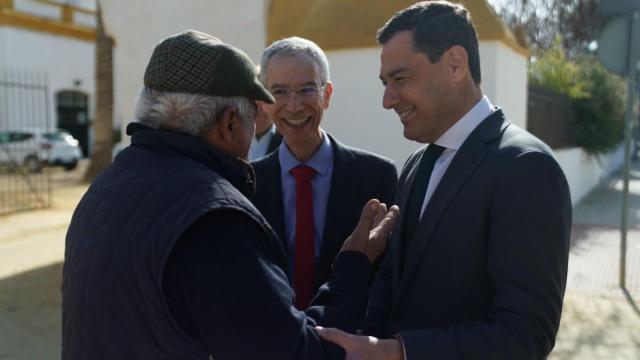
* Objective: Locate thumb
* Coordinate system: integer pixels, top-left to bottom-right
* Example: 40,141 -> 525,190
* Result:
315,326 -> 353,349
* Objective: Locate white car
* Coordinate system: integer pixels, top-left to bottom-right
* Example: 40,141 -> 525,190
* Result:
0,129 -> 83,172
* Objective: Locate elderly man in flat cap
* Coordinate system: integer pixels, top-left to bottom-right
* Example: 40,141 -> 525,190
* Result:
61,30 -> 398,360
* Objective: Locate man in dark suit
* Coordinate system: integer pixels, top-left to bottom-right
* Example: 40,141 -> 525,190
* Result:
249,66 -> 283,161
316,2 -> 572,359
248,101 -> 282,161
252,36 -> 398,310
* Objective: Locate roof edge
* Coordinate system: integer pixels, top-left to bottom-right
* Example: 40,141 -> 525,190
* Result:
0,8 -> 96,42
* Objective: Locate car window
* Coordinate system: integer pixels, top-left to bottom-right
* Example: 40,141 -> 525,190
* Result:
43,131 -> 71,141
0,132 -> 9,144
10,132 -> 34,142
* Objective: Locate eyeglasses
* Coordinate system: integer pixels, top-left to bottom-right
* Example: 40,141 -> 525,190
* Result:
270,84 -> 326,101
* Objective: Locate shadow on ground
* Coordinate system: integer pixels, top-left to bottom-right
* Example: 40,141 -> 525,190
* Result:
551,292 -> 640,359
0,262 -> 61,359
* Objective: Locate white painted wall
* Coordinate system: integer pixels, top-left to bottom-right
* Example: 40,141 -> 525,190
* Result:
0,28 -> 5,70
73,11 -> 96,28
100,0 -> 267,140
0,27 -> 95,129
14,0 -> 60,20
480,41 -> 528,129
324,48 -> 422,170
69,0 -> 96,9
555,145 -> 624,205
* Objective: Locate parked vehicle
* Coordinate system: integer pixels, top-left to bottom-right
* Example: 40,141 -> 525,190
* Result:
0,129 -> 83,172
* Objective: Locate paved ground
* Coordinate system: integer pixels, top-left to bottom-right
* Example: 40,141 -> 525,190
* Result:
0,160 -> 639,359
0,165 -> 87,359
550,160 -> 640,359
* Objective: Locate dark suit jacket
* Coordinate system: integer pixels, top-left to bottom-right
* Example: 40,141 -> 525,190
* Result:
364,110 -> 572,359
251,134 -> 398,291
266,131 -> 282,155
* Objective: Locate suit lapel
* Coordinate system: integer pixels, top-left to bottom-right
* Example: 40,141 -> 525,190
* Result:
317,136 -> 358,284
397,111 -> 509,300
389,149 -> 425,297
267,132 -> 282,155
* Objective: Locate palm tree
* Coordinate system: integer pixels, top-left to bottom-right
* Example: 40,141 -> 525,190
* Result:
84,0 -> 114,182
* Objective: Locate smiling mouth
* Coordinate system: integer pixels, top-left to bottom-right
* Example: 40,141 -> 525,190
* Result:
283,117 -> 311,127
397,108 -> 415,120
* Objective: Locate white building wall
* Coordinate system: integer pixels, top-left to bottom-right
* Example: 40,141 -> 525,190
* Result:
100,0 -> 267,138
479,42 -> 497,107
14,0 -> 60,20
480,41 -> 528,129
324,48 -> 422,170
0,27 -> 95,129
555,145 -> 624,206
0,28 -> 6,69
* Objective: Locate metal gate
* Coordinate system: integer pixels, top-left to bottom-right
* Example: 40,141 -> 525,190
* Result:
0,70 -> 51,214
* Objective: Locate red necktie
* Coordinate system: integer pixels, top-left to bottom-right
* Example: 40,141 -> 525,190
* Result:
290,165 -> 316,310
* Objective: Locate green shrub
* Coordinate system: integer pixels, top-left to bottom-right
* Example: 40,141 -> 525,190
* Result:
573,59 -> 626,154
528,38 -> 626,154
529,38 -> 589,100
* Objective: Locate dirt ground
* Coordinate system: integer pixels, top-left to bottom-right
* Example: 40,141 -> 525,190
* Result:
0,165 -> 87,359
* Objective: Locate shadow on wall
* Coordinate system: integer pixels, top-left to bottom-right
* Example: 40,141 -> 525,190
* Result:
0,262 -> 62,359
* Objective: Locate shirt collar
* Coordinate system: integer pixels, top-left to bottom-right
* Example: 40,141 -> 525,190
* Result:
279,130 -> 333,176
252,124 -> 275,145
435,95 -> 494,151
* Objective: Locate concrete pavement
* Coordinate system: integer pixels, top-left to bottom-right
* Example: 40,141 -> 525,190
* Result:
550,159 -> 640,359
0,160 -> 639,359
0,166 -> 87,359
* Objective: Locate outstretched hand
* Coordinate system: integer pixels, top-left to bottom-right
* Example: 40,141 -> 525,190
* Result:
340,199 -> 399,263
315,327 -> 403,360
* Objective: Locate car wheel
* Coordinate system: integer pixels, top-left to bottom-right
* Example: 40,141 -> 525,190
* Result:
63,160 -> 78,171
24,155 -> 42,173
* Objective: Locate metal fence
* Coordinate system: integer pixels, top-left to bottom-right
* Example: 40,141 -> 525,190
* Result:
0,70 -> 51,215
527,85 -> 577,149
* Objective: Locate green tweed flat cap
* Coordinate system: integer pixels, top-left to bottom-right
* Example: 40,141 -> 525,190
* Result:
144,30 -> 274,104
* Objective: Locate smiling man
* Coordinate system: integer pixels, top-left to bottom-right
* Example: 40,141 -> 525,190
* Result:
251,37 -> 398,310
317,1 -> 572,359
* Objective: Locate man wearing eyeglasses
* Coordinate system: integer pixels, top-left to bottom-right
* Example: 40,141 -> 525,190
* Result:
251,37 -> 398,310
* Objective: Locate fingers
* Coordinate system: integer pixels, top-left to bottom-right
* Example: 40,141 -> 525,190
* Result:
372,202 -> 388,228
315,327 -> 353,349
375,205 -> 399,234
353,199 -> 380,238
367,205 -> 399,256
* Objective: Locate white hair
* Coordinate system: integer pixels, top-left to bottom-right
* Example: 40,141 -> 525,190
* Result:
260,37 -> 330,85
134,87 -> 256,137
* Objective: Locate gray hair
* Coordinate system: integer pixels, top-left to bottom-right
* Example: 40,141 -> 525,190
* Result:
135,87 -> 256,137
260,37 -> 330,85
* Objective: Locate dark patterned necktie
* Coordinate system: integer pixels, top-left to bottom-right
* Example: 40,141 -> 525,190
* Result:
402,144 -> 446,266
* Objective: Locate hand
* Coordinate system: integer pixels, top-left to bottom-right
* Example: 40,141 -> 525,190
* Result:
340,199 -> 399,263
315,326 -> 403,360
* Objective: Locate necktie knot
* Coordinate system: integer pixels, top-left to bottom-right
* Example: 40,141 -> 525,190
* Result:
291,165 -> 316,183
424,143 -> 446,160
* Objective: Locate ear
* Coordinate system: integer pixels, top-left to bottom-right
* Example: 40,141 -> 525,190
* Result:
445,45 -> 469,83
206,106 -> 238,147
322,82 -> 333,110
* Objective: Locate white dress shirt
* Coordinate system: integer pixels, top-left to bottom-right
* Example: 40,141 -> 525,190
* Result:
248,124 -> 276,161
419,96 -> 494,217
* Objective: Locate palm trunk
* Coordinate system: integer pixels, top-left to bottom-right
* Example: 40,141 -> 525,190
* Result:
84,0 -> 114,182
